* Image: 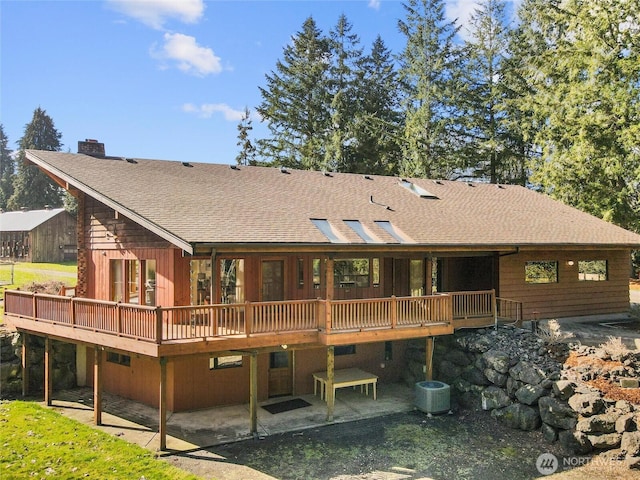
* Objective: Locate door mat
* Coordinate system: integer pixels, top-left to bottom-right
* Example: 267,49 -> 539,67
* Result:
262,398 -> 312,414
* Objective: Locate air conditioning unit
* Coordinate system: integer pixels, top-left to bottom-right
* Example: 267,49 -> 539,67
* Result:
415,380 -> 451,415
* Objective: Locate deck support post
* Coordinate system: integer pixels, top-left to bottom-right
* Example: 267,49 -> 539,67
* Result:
21,333 -> 30,397
93,347 -> 102,425
44,337 -> 52,406
326,346 -> 335,422
159,357 -> 167,451
425,337 -> 434,381
249,351 -> 258,437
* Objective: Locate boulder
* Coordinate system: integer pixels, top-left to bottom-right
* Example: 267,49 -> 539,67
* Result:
506,377 -> 523,398
483,349 -> 511,374
575,413 -> 617,434
447,349 -> 472,367
542,423 -> 558,442
558,429 -> 592,455
552,380 -> 575,401
510,361 -> 546,385
438,360 -> 462,383
484,368 -> 508,387
616,413 -> 637,434
568,392 -> 605,417
515,384 -> 547,406
481,386 -> 512,410
492,403 -> 541,431
621,432 -> 640,457
587,433 -> 622,450
539,396 -> 577,430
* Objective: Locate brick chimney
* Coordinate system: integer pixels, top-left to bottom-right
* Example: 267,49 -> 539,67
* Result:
78,139 -> 105,157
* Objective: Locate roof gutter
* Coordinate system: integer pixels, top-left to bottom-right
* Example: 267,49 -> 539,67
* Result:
26,151 -> 194,255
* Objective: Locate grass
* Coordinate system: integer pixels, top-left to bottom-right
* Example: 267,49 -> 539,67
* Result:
0,401 -> 204,480
0,261 -> 77,321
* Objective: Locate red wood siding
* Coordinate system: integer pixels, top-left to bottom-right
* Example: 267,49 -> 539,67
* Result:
499,249 -> 631,320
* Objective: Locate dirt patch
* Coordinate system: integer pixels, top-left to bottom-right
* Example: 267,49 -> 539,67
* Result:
165,409 -> 605,480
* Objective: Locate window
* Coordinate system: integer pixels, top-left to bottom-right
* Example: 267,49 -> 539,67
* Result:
110,260 -> 123,302
143,260 -> 156,306
106,352 -> 130,366
334,258 -> 379,288
409,259 -> 424,296
127,260 -> 139,304
220,258 -> 245,303
398,179 -> 438,199
313,258 -> 321,289
297,258 -> 304,288
191,259 -> 212,305
111,259 -> 154,304
335,345 -> 356,356
578,260 -> 607,281
209,355 -> 243,370
525,261 -> 558,284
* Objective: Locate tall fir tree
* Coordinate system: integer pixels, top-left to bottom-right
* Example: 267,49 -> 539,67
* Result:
397,0 -> 465,179
352,36 -> 403,176
257,17 -> 331,170
514,0 -> 640,233
8,107 -> 64,210
0,124 -> 14,210
459,0 -> 526,184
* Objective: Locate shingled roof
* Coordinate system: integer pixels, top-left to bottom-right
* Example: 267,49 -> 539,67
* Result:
25,150 -> 640,255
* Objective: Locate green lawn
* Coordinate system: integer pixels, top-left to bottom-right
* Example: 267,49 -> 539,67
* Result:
0,262 -> 78,321
0,401 -> 204,480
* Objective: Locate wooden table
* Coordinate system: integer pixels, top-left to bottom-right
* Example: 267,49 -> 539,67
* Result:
312,368 -> 378,403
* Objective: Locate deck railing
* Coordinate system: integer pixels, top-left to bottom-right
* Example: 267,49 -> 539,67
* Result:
3,289 -> 522,344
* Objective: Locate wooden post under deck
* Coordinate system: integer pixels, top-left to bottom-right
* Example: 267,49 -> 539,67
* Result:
159,357 -> 167,451
326,345 -> 335,422
21,333 -> 30,397
425,337 -> 434,381
44,337 -> 52,406
249,351 -> 258,436
94,347 -> 102,425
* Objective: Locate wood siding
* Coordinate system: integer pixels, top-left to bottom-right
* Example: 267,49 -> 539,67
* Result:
499,249 -> 631,320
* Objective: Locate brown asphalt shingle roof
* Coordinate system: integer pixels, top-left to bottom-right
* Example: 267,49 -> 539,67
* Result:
25,150 -> 640,254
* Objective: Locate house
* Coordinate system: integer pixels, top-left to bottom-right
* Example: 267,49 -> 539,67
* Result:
0,207 -> 77,262
4,142 -> 640,450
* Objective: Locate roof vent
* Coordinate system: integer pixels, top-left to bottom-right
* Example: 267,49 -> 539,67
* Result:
230,164 -> 240,170
125,158 -> 137,164
280,166 -> 290,174
496,184 -> 505,189
182,162 -> 193,167
363,175 -> 373,180
322,171 -> 333,177
467,182 -> 475,187
433,180 -> 443,185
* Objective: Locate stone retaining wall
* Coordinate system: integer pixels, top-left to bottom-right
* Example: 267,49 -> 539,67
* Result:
404,326 -> 640,469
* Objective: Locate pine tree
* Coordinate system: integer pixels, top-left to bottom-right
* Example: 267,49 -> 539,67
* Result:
7,107 -> 64,210
459,0 -> 522,184
257,17 -> 331,170
515,0 -> 640,232
397,0 -> 464,179
0,124 -> 14,210
235,107 -> 257,166
352,36 -> 403,176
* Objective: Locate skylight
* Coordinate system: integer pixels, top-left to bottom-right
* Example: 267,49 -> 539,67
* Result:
374,220 -> 414,244
344,220 -> 381,243
399,179 -> 438,199
311,219 -> 347,243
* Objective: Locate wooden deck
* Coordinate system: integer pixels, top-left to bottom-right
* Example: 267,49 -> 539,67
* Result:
3,289 -> 521,357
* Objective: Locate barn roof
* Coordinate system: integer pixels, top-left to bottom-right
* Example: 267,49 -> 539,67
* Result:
0,207 -> 68,232
25,150 -> 640,255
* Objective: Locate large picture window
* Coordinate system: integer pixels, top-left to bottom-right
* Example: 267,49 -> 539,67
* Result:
111,259 -> 156,305
578,260 -> 607,281
334,258 -> 379,288
220,258 -> 245,303
525,261 -> 558,284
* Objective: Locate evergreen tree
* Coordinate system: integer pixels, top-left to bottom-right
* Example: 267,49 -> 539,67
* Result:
397,0 -> 465,179
0,124 -> 14,210
515,0 -> 640,232
352,36 -> 403,176
459,0 -> 524,184
257,17 -> 331,170
7,107 -> 64,210
235,107 -> 257,166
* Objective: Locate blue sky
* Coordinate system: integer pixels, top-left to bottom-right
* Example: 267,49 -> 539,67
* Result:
2,0 -> 519,164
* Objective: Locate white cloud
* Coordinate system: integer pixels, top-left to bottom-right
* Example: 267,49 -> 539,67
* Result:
182,103 -> 245,121
152,33 -> 222,76
107,0 -> 205,29
368,0 -> 381,10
